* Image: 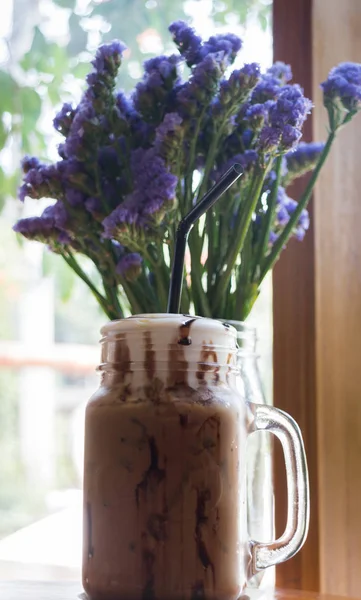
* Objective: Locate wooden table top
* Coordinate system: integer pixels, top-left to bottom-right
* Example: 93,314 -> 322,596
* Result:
0,583 -> 360,600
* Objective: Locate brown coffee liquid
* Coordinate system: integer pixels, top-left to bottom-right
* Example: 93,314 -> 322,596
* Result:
82,385 -> 245,600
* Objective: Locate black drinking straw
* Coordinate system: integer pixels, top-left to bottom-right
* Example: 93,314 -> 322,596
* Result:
167,163 -> 243,314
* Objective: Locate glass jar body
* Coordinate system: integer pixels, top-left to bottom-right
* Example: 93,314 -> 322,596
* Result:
82,315 -> 249,600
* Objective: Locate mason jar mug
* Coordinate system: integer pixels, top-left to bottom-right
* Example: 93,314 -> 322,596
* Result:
82,315 -> 309,600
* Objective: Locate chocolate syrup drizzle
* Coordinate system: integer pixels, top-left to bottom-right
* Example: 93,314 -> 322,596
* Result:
178,318 -> 197,346
135,436 -> 165,507
196,343 -> 219,384
144,331 -> 156,380
167,319 -> 198,387
113,336 -> 132,382
195,489 -> 216,589
136,436 -> 167,599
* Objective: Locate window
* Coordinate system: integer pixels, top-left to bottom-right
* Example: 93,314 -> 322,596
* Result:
0,0 -> 272,579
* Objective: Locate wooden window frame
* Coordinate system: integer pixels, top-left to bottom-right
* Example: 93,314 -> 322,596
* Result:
273,0 -> 361,594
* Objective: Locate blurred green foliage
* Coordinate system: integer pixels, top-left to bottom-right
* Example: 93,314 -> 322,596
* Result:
0,0 -> 272,538
0,0 -> 271,208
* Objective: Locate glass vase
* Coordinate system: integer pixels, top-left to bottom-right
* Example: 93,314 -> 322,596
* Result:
226,321 -> 275,590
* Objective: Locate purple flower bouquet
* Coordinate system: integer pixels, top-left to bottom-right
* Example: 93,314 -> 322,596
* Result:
14,22 -> 361,320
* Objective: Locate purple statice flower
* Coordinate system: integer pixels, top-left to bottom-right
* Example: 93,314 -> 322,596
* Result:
169,21 -> 202,66
144,54 -> 180,79
154,113 -> 183,159
65,188 -> 85,207
201,32 -> 242,64
269,85 -> 312,129
238,62 -> 261,81
13,203 -> 69,246
258,126 -> 282,152
245,100 -> 273,129
57,230 -> 73,245
259,85 -> 312,152
46,201 -> 68,229
103,148 -> 178,238
131,148 -> 178,215
116,253 -> 143,281
284,141 -> 325,184
216,63 -> 261,114
269,230 -> 279,246
192,54 -> 224,88
83,41 -> 126,114
155,112 -> 183,146
57,157 -> 83,181
102,179 -> 128,207
242,128 -> 253,147
169,21 -> 242,67
21,156 -> 41,173
19,168 -> 45,200
115,93 -> 153,145
53,103 -> 75,136
272,186 -> 310,242
321,62 -> 361,127
177,54 -> 224,116
91,41 -> 127,76
19,164 -> 60,201
14,203 -> 75,250
251,74 -> 282,103
280,124 -> 302,148
64,101 -> 99,158
274,186 -> 289,225
133,55 -> 180,122
276,202 -> 290,225
284,197 -> 310,240
13,214 -> 55,239
85,197 -> 103,218
267,62 -> 292,83
58,143 -> 67,159
116,92 -> 135,118
98,146 -> 120,172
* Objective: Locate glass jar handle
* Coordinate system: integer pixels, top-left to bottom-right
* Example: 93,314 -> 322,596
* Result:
248,402 -> 310,576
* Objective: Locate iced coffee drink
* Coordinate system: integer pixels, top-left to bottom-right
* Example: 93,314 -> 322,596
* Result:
82,314 -> 309,600
83,315 -> 246,600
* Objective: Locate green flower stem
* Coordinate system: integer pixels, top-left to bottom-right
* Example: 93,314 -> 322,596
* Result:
234,226 -> 259,320
251,154 -> 283,281
188,231 -> 211,316
121,279 -> 143,314
195,108 -> 236,205
206,209 -> 215,293
107,239 -> 153,315
61,251 -> 116,320
218,211 -> 229,266
102,278 -> 124,319
145,243 -> 170,311
180,279 -> 191,314
259,130 -> 336,282
196,135 -> 221,204
215,278 -> 232,319
213,163 -> 270,313
153,264 -> 169,311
